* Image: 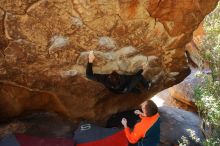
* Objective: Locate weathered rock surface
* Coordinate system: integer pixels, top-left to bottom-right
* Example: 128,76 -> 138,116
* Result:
169,69 -> 205,109
0,112 -> 75,139
159,106 -> 204,146
151,68 -> 204,112
0,0 -> 218,122
185,22 -> 208,69
151,87 -> 197,112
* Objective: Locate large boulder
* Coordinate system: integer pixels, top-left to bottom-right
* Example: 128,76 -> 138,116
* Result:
0,0 -> 218,122
151,68 -> 207,112
159,106 -> 204,146
151,87 -> 197,112
168,69 -> 205,109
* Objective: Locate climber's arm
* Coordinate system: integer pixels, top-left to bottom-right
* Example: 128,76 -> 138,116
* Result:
124,124 -> 143,144
122,118 -> 143,144
86,63 -> 107,83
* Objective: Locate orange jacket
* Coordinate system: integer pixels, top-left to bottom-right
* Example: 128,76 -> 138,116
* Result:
124,113 -> 160,144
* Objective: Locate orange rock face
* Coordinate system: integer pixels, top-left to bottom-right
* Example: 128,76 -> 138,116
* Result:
0,0 -> 218,122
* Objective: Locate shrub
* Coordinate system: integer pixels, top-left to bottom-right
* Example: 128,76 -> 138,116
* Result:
194,1 -> 220,146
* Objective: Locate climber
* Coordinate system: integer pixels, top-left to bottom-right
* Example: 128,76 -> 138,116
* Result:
86,51 -> 151,94
121,100 -> 160,146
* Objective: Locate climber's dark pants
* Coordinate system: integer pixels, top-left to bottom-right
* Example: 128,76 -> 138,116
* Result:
86,63 -> 150,94
124,74 -> 148,93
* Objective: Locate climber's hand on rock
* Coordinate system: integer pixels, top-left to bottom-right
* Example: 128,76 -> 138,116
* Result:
134,110 -> 142,115
121,118 -> 128,128
142,62 -> 147,69
89,51 -> 95,63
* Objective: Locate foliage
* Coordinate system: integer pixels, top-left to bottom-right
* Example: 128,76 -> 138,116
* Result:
201,1 -> 220,82
194,75 -> 220,127
178,136 -> 189,146
202,137 -> 220,146
178,129 -> 201,146
193,1 -> 220,146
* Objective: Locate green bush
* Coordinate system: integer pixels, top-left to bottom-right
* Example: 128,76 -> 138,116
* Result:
194,1 -> 220,146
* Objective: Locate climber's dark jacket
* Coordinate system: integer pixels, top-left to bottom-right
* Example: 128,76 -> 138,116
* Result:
86,63 -> 150,93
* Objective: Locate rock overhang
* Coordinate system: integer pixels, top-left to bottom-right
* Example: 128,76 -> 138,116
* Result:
0,0 -> 218,122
